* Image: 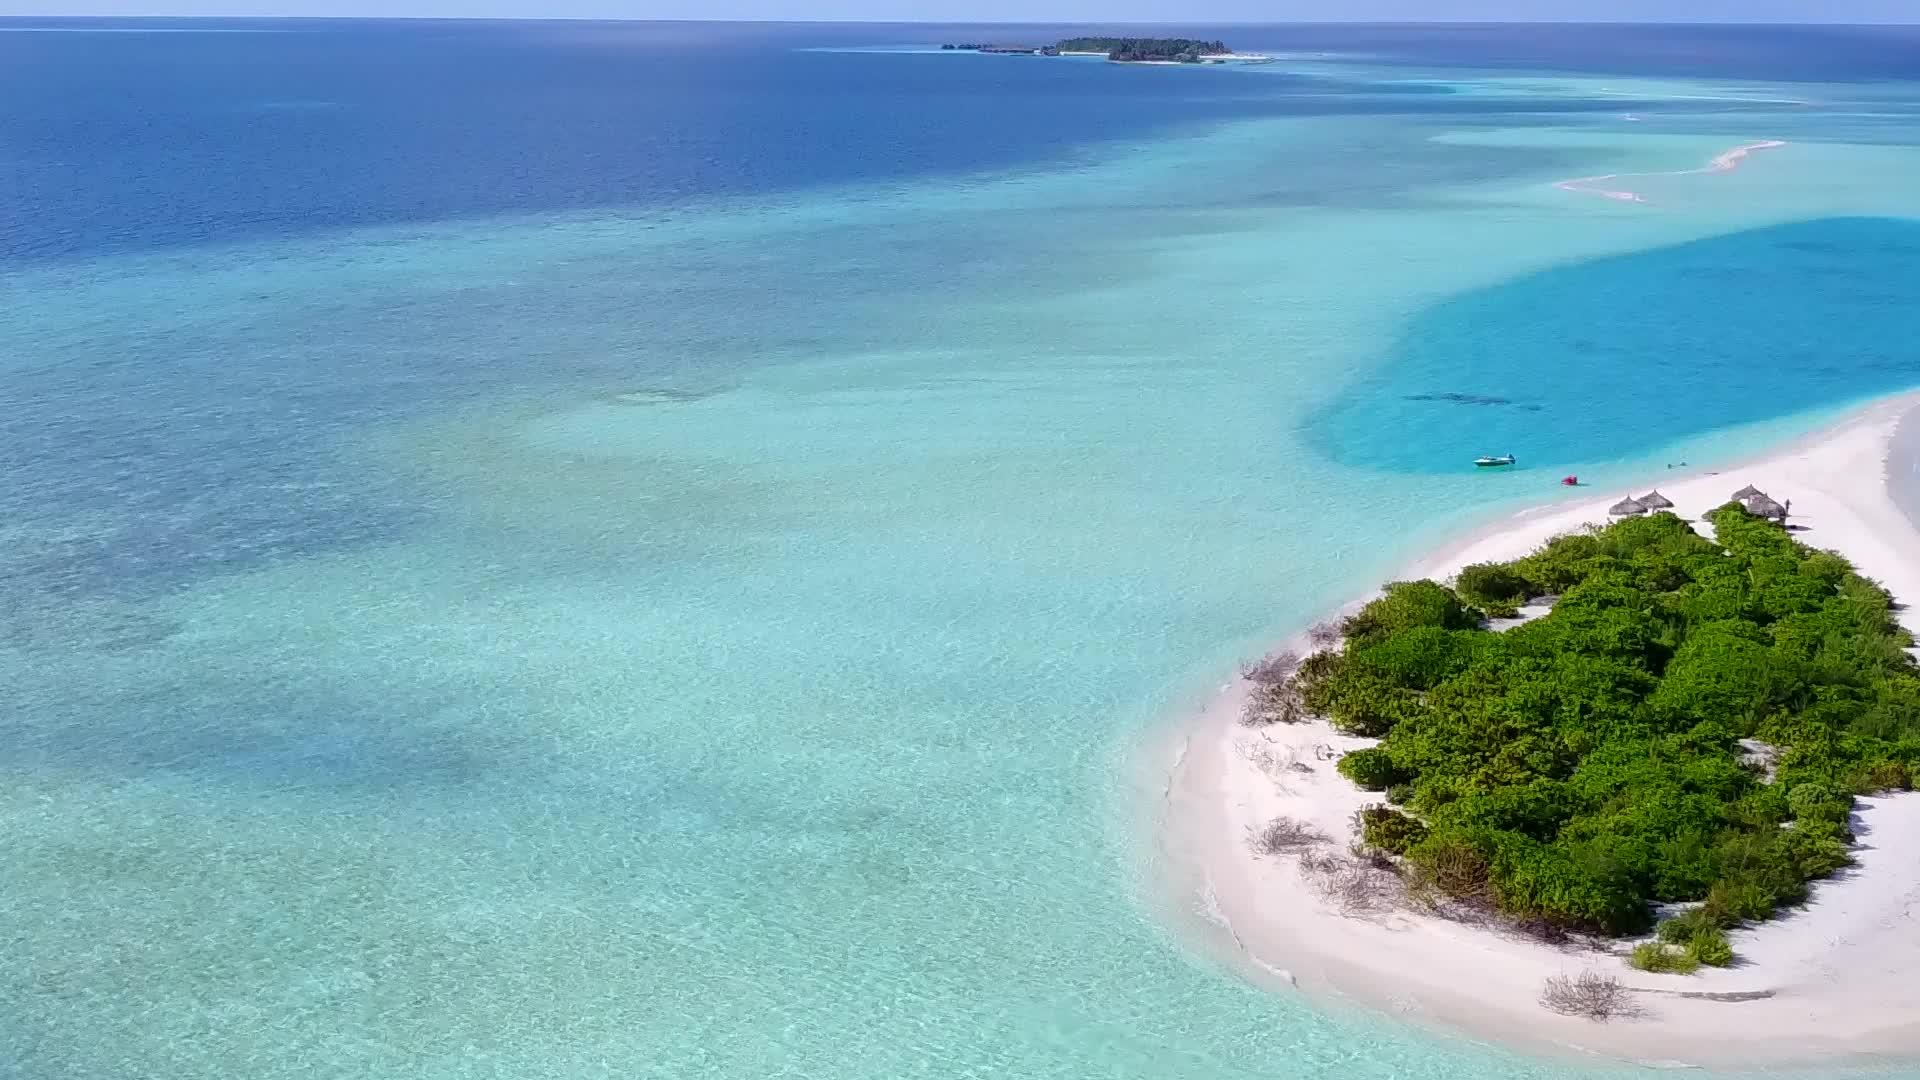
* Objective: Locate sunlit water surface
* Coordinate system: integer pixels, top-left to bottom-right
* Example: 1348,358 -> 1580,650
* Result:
4,20 -> 1920,1080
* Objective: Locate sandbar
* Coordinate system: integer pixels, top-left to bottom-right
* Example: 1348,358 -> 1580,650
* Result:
1556,138 -> 1786,203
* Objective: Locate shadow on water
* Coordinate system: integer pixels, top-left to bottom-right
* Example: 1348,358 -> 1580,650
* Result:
1306,217 -> 1920,473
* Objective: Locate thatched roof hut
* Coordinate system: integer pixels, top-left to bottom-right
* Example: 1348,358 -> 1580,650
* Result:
1637,490 -> 1674,510
1746,494 -> 1788,522
1609,496 -> 1648,517
1731,484 -> 1763,501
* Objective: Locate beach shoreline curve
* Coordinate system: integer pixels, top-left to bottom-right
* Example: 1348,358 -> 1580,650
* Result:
1146,392 -> 1920,1067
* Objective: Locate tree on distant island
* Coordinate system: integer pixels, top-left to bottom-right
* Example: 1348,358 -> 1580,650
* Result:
939,38 -> 1232,62
1053,37 -> 1231,63
939,42 -> 1058,55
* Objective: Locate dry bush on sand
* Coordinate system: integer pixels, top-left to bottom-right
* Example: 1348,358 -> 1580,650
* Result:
1508,917 -> 1575,948
1303,853 -> 1401,915
1241,680 -> 1308,726
1240,649 -> 1302,686
1346,842 -> 1398,872
1307,621 -> 1342,649
1246,741 -> 1285,776
1247,815 -> 1329,856
1299,849 -> 1339,876
1539,971 -> 1639,1021
1246,742 -> 1314,784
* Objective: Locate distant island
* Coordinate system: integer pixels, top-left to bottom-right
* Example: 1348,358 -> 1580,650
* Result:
1056,37 -> 1231,62
940,37 -> 1253,64
940,42 -> 1060,56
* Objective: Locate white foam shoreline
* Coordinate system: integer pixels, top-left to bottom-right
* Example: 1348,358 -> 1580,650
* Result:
1150,392 -> 1920,1067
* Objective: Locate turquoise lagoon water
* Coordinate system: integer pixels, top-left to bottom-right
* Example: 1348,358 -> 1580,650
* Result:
8,21 -> 1920,1080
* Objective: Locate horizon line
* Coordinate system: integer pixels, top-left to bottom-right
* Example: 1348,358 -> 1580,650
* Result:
0,14 -> 1917,27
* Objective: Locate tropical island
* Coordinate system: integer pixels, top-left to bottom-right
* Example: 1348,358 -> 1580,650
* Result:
1270,503 -> 1914,970
1157,395 -> 1920,1065
940,37 -> 1250,64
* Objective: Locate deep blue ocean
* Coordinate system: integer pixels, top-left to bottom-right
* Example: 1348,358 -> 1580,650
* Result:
5,20 -> 1918,262
5,19 -> 1920,1080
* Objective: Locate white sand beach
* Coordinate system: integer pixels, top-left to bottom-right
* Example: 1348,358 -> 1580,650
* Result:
1153,393 -> 1920,1067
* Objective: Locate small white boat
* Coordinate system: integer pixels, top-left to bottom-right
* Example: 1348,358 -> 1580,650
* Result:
1474,454 -> 1516,468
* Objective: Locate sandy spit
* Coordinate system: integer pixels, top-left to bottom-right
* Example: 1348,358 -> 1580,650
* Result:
1555,138 -> 1786,203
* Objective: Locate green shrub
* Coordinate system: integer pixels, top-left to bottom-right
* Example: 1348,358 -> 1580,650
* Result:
1866,760 -> 1912,792
1727,784 -> 1790,829
1648,832 -> 1722,901
1491,839 -> 1651,935
1318,513 -> 1915,944
1351,626 -> 1491,691
1629,941 -> 1700,975
1355,805 -> 1429,855
1656,911 -> 1703,943
1780,821 -> 1852,878
1513,533 -> 1602,593
1656,905 -> 1731,940
1405,832 -> 1492,902
1337,747 -> 1402,791
1322,675 -> 1424,737
1657,910 -> 1738,970
1647,626 -> 1782,727
1704,878 -> 1777,923
1786,781 -> 1851,824
1456,562 -> 1533,613
1342,580 -> 1480,647
1684,925 -> 1734,967
1295,654 -> 1425,738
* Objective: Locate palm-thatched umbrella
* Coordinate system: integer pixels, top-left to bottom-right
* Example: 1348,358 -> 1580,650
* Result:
1746,494 -> 1787,523
1731,484 -> 1763,501
1609,496 -> 1647,517
1637,490 -> 1675,510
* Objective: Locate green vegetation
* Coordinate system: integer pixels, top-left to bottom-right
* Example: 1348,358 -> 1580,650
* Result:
1656,913 -> 1735,967
1629,941 -> 1700,975
1282,506 -> 1920,949
1355,804 -> 1429,855
1053,36 -> 1231,62
1455,561 -> 1533,618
